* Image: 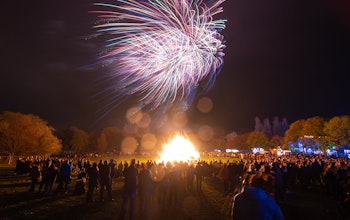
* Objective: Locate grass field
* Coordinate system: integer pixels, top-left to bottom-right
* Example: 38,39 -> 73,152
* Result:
0,157 -> 235,220
2,156 -> 345,220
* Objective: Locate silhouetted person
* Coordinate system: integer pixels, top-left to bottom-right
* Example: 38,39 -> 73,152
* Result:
56,160 -> 71,193
186,164 -> 195,192
138,163 -> 154,220
44,164 -> 58,195
73,177 -> 86,195
86,162 -> 99,203
119,159 -> 138,220
29,162 -> 40,192
195,162 -> 205,191
77,167 -> 87,180
168,166 -> 180,207
108,159 -> 116,185
38,162 -> 49,193
271,162 -> 284,204
219,163 -> 230,193
157,165 -> 169,209
99,160 -> 113,201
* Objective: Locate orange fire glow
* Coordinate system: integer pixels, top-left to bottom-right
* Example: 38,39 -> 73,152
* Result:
158,134 -> 200,163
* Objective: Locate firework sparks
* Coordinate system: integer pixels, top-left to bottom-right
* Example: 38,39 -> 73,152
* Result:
92,0 -> 226,112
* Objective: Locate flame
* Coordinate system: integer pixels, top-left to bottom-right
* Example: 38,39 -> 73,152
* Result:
158,134 -> 200,163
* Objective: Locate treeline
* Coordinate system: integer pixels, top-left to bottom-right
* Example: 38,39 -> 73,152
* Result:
1,111 -> 350,161
0,111 -> 168,161
226,115 -> 350,153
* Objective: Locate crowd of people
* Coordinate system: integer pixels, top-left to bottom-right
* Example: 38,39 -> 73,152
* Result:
14,152 -> 350,219
227,154 -> 350,219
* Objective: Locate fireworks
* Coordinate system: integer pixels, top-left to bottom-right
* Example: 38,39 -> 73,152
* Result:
92,0 -> 226,112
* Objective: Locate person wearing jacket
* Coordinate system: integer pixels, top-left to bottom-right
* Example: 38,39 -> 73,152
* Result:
231,173 -> 283,220
86,162 -> 99,203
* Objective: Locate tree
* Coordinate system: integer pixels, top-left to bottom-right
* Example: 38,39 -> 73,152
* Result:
324,115 -> 350,147
302,116 -> 327,153
263,118 -> 272,138
281,118 -> 289,135
270,135 -> 284,148
97,132 -> 108,152
230,133 -> 250,150
283,119 -> 305,149
57,127 -> 89,153
246,131 -> 271,150
254,117 -> 263,132
0,111 -> 61,164
302,116 -> 326,138
98,127 -> 124,152
209,135 -> 226,151
225,131 -> 237,149
88,131 -> 101,152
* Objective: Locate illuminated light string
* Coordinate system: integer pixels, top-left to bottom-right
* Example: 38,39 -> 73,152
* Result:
92,0 -> 226,113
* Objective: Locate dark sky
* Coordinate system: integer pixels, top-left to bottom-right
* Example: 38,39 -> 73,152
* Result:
1,0 -> 350,133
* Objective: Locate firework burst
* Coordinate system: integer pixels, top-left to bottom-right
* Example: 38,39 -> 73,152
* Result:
92,0 -> 226,113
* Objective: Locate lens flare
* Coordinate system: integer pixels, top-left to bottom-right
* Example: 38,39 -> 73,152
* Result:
91,0 -> 226,114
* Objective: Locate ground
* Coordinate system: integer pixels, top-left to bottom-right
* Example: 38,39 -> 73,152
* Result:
0,165 -> 347,220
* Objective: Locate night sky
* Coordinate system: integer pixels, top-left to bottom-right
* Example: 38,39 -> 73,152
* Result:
1,0 -> 350,134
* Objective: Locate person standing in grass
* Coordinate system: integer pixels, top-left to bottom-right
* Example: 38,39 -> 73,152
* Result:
119,158 -> 138,220
28,162 -> 40,192
168,165 -> 180,207
219,162 -> 230,193
44,163 -> 58,195
195,162 -> 205,191
108,159 -> 117,185
56,160 -> 71,193
99,160 -> 113,202
138,162 -> 155,220
86,162 -> 99,203
38,162 -> 49,193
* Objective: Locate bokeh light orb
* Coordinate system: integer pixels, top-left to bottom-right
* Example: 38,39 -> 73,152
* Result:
198,125 -> 214,142
121,136 -> 138,153
136,112 -> 151,128
141,133 -> 157,151
172,112 -> 188,128
197,97 -> 213,113
126,107 -> 143,124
